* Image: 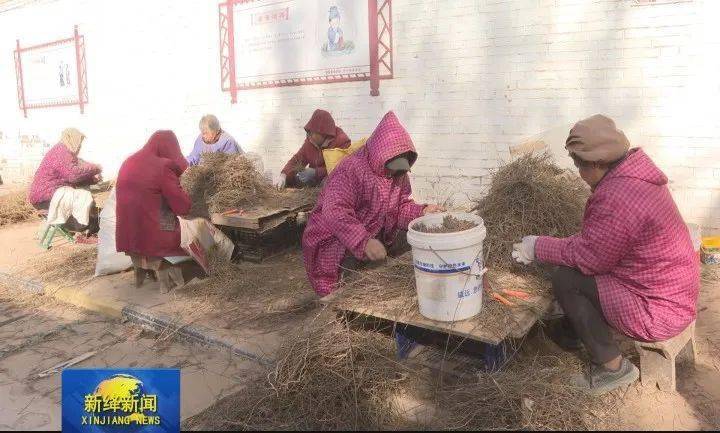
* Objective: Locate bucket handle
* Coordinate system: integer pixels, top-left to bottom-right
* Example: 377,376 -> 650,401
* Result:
428,246 -> 487,279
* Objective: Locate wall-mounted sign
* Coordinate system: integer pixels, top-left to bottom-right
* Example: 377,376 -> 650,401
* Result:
219,0 -> 393,102
14,26 -> 88,117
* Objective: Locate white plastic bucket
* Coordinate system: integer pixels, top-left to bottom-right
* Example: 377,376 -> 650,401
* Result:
406,212 -> 487,322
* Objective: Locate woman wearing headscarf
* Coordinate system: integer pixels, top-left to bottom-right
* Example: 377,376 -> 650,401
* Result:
28,128 -> 102,208
275,109 -> 351,189
302,111 -> 444,296
28,128 -> 102,236
116,130 -> 191,258
512,114 -> 699,395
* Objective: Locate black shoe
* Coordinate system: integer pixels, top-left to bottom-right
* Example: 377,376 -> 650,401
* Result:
548,320 -> 583,351
571,358 -> 640,395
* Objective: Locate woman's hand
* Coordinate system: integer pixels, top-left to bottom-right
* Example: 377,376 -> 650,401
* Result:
364,238 -> 387,261
423,204 -> 446,215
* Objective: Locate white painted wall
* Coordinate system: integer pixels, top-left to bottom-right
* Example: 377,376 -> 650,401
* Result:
0,0 -> 719,231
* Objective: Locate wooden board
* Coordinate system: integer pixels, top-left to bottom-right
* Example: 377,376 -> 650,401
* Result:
321,270 -> 553,346
210,203 -> 313,231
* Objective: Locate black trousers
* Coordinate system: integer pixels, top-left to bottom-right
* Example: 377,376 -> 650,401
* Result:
552,266 -> 621,365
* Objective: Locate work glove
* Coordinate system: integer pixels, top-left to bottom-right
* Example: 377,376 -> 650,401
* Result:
274,173 -> 287,190
512,235 -> 539,265
296,168 -> 317,185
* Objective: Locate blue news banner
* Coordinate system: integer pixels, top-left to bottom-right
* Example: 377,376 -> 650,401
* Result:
62,369 -> 180,433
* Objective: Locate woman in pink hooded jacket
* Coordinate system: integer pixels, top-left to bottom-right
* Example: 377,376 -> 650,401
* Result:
513,114 -> 699,395
302,111 -> 443,296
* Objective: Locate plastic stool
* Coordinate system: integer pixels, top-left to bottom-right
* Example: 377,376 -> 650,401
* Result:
634,320 -> 697,392
37,208 -> 75,250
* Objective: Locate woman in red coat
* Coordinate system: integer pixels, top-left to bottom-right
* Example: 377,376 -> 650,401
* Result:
116,130 -> 191,258
276,109 -> 351,188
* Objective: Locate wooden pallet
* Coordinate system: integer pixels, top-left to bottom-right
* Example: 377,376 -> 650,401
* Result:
321,268 -> 553,347
209,189 -> 315,262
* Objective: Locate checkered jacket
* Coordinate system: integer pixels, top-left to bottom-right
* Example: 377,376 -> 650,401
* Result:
536,149 -> 699,342
302,112 -> 425,296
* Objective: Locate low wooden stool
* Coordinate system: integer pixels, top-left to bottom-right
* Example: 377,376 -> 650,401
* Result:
129,255 -> 185,293
634,320 -> 697,392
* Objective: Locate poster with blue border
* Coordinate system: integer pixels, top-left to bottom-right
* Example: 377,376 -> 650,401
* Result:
62,368 -> 180,433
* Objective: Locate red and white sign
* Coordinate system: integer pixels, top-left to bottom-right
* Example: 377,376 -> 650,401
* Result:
14,26 -> 88,117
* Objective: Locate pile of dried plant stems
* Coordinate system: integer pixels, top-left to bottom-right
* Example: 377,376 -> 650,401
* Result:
180,153 -> 319,218
473,152 -> 589,273
175,248 -> 315,328
413,214 -> 478,233
184,311 -> 613,431
0,190 -> 38,227
436,348 -> 614,430
185,312 -> 414,430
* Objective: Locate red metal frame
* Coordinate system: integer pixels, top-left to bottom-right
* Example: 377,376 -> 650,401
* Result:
219,0 -> 393,102
14,25 -> 88,117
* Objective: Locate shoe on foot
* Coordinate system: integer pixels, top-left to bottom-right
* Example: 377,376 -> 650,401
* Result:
571,358 -> 639,396
547,319 -> 583,351
75,234 -> 98,244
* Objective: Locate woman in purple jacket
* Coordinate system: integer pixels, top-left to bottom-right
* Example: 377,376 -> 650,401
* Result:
186,115 -> 243,166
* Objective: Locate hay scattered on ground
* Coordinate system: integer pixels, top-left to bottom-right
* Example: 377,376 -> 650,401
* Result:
180,153 -> 318,218
473,153 -> 589,273
184,311 -> 617,431
0,190 -> 38,227
437,347 -> 615,430
171,248 -> 315,330
184,312 -> 414,430
702,264 -> 720,284
413,214 -> 478,234
21,245 -> 97,285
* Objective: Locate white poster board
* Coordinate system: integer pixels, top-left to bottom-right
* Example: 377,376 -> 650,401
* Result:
23,42 -> 79,105
233,0 -> 370,85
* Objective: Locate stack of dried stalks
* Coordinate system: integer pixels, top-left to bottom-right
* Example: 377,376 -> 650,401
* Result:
184,312 -> 616,431
436,348 -> 614,430
473,152 -> 589,272
180,153 -> 274,217
180,153 -> 319,218
0,190 -> 38,227
186,312 -> 414,430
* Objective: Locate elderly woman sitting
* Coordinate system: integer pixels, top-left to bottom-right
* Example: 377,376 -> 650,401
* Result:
512,114 -> 699,395
28,128 -> 102,236
186,114 -> 242,166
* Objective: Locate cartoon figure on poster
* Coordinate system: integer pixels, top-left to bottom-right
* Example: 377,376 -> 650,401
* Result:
321,5 -> 354,56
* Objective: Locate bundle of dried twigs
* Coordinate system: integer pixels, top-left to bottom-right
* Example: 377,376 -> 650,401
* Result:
180,153 -> 319,218
473,153 -> 589,272
0,190 -> 38,227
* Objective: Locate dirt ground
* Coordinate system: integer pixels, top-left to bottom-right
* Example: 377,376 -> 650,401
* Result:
0,284 -> 261,431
